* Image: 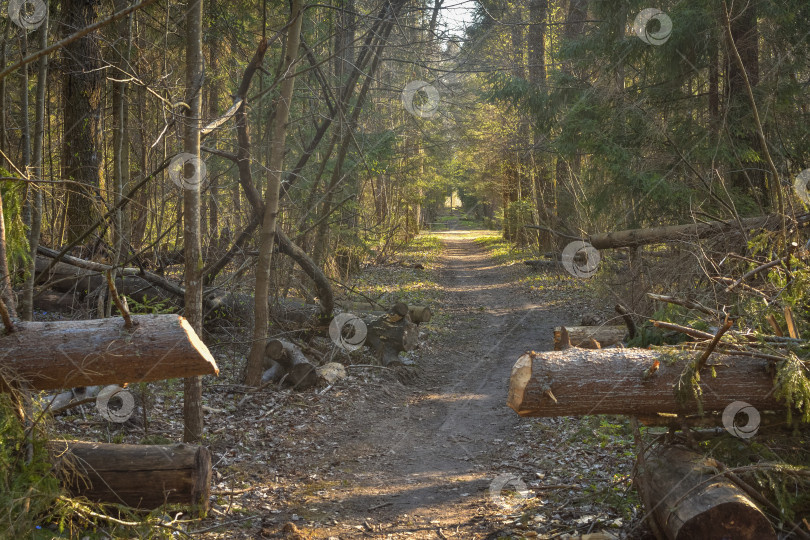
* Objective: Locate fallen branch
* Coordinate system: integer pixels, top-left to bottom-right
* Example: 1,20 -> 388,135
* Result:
694,318 -> 733,373
724,256 -> 789,292
646,293 -> 726,319
105,270 -> 133,329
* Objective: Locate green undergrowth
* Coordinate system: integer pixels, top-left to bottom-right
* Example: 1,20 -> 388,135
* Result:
474,234 -> 602,306
347,234 -> 447,329
1,391 -> 196,538
473,234 -> 532,265
702,433 -> 810,524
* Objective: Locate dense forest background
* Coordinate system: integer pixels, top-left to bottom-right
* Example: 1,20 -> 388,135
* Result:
2,0 -> 808,310
2,0 -> 810,536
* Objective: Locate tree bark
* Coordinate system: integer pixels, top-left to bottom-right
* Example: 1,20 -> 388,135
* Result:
553,325 -> 626,350
637,445 -> 775,540
507,349 -> 781,417
365,309 -> 418,366
0,314 -> 218,391
264,338 -> 318,390
183,0 -> 205,443
0,189 -> 15,317
50,440 -> 211,511
245,0 -> 304,386
587,214 -> 780,250
20,15 -> 48,321
61,0 -> 103,244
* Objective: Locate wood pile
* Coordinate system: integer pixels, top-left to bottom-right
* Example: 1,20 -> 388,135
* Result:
260,302 -> 434,387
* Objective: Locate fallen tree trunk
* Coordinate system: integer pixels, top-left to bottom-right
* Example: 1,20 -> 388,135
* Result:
0,314 -> 219,391
35,256 -> 179,307
50,440 -> 211,511
588,215 -> 780,250
264,338 -> 318,389
553,325 -> 626,350
507,348 -> 780,417
637,445 -> 775,539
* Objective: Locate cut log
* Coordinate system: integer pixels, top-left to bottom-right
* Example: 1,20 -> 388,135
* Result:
50,440 -> 211,511
364,308 -> 418,367
553,325 -> 626,350
264,338 -> 318,389
507,349 -> 781,417
637,445 -> 775,539
0,314 -> 218,391
588,215 -> 780,250
261,361 -> 285,384
408,306 -> 432,324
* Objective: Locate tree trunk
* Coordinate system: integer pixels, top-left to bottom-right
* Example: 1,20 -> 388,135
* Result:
245,0 -> 304,386
61,0 -> 103,244
507,348 -> 781,417
553,325 -> 626,350
587,214 -> 780,250
50,440 -> 211,511
0,314 -> 218,391
637,445 -> 775,540
183,0 -> 205,443
20,15 -> 48,321
0,188 -> 15,317
725,0 -> 766,205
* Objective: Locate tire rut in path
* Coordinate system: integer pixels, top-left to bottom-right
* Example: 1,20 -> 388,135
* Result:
320,231 -> 566,536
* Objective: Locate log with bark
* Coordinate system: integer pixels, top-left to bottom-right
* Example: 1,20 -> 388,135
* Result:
587,215 -> 780,250
636,445 -> 775,539
264,338 -> 318,389
507,348 -> 780,417
0,314 -> 219,391
364,305 -> 419,366
553,325 -> 626,350
50,440 -> 211,511
408,306 -> 432,325
336,301 -> 434,325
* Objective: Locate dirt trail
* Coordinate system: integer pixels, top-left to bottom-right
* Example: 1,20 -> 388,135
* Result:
307,231 -> 572,538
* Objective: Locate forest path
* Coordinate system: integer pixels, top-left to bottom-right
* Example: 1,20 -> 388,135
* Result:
303,230 -> 570,539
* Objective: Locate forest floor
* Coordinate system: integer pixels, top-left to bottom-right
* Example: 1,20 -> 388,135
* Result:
52,221 -> 653,539
198,222 -> 650,539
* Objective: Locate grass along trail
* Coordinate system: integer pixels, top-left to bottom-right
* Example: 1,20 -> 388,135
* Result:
276,229 -> 646,539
